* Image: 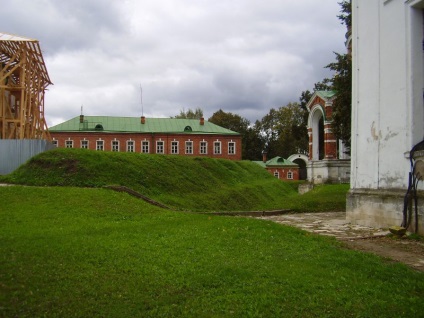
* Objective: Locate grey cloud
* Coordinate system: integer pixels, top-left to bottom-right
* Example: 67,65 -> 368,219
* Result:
1,0 -> 128,54
4,0 -> 347,126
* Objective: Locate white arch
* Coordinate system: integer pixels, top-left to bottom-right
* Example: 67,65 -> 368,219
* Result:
308,105 -> 325,161
307,104 -> 325,129
287,153 -> 309,164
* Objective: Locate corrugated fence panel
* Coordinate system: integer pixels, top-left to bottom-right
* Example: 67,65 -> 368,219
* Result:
0,140 -> 55,175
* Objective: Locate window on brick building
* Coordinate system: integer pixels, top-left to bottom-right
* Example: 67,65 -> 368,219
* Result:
81,140 -> 88,149
228,142 -> 235,155
171,141 -> 179,154
185,141 -> 193,154
65,140 -> 73,148
287,171 -> 293,180
274,171 -> 279,178
200,141 -> 207,154
52,139 -> 58,147
214,141 -> 221,154
142,141 -> 149,153
156,141 -> 164,154
127,140 -> 134,152
112,140 -> 119,152
96,140 -> 104,151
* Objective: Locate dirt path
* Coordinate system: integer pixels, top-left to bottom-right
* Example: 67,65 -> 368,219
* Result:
258,212 -> 424,272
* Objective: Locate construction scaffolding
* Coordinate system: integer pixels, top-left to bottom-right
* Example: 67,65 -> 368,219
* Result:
0,32 -> 52,140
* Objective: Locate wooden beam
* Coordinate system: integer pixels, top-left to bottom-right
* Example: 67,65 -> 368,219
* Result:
0,36 -> 51,140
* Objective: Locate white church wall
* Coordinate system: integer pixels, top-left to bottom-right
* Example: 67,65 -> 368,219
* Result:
348,0 -> 424,233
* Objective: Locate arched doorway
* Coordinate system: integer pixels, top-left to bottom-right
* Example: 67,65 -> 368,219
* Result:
309,106 -> 325,161
288,154 -> 308,180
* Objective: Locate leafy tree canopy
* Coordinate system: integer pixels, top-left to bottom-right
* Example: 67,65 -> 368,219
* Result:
326,52 -> 352,149
173,107 -> 204,119
257,103 -> 308,159
338,0 -> 352,28
208,109 -> 264,160
208,109 -> 249,133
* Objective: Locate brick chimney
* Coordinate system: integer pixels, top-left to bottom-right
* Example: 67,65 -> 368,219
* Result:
79,114 -> 84,123
141,116 -> 146,124
262,151 -> 268,163
200,117 -> 204,125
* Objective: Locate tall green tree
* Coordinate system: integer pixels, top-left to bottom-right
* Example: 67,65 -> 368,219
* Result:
208,109 -> 249,133
326,52 -> 352,149
326,0 -> 352,150
173,107 -> 204,119
208,109 -> 264,160
338,0 -> 352,28
257,103 -> 308,159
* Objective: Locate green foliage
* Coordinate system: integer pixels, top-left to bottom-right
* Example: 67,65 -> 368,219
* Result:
257,102 -> 308,158
208,109 -> 264,160
326,52 -> 352,150
1,186 -> 423,317
172,107 -> 204,119
208,109 -> 250,133
338,0 -> 352,28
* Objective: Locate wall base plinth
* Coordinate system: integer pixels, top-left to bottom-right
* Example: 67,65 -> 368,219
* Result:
307,159 -> 350,184
347,188 -> 424,234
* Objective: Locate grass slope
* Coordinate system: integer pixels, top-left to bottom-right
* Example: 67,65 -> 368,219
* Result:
1,186 -> 423,317
1,148 -> 348,212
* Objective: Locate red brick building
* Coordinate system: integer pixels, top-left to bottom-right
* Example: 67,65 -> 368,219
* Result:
49,115 -> 242,160
254,154 -> 299,181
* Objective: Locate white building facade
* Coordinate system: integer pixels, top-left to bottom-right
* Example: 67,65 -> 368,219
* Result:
347,0 -> 424,233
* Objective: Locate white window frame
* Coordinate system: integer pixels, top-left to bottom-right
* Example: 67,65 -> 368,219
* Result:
142,141 -> 149,153
228,141 -> 236,155
171,141 -> 179,154
111,140 -> 119,152
214,141 -> 221,155
65,139 -> 73,148
200,141 -> 207,154
156,140 -> 164,154
274,171 -> 280,178
287,171 -> 293,180
127,140 -> 135,152
96,140 -> 104,151
52,139 -> 58,147
81,140 -> 89,149
185,141 -> 193,154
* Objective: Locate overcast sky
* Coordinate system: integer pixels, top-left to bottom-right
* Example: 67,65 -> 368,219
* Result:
2,0 -> 346,126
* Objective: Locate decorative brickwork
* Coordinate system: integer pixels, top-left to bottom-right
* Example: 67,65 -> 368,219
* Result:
306,91 -> 338,161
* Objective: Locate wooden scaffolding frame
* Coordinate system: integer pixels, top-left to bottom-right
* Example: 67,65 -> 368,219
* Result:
0,33 -> 52,140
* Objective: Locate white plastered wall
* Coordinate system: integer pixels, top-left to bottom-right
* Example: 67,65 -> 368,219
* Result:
348,0 -> 424,232
351,0 -> 424,191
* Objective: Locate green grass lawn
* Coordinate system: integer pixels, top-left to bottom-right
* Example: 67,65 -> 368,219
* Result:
1,186 -> 423,317
0,148 -> 349,212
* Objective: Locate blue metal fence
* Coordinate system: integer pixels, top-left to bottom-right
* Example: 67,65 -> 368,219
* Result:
0,140 -> 55,175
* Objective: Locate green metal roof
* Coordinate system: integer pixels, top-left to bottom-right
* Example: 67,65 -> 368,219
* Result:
253,156 -> 298,168
49,116 -> 240,135
265,156 -> 297,167
315,90 -> 337,100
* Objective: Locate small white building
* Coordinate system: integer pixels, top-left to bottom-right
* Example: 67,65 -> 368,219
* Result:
347,0 -> 424,233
